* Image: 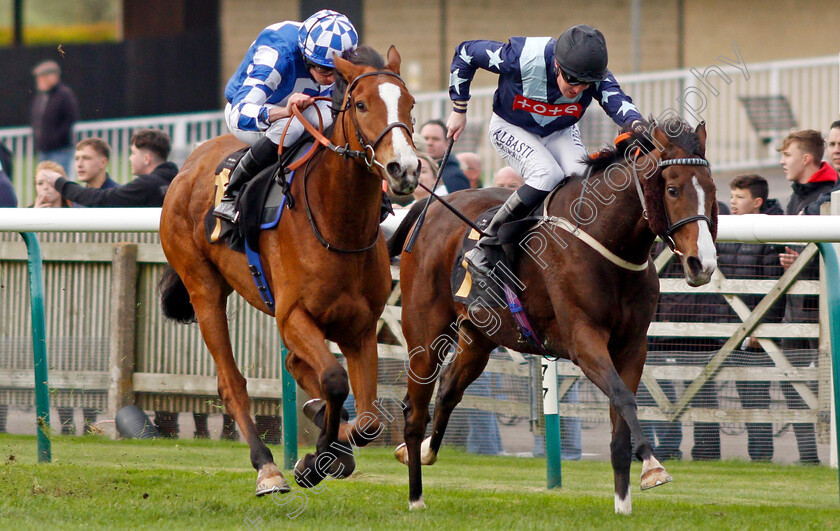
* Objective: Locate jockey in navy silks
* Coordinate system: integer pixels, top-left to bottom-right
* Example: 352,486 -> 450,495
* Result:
446,24 -> 645,275
215,9 -> 359,222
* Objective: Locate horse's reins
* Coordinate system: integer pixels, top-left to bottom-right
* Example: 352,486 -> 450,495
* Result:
288,69 -> 414,253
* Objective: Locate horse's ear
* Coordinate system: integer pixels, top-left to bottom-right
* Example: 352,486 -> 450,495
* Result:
334,55 -> 362,83
385,45 -> 401,75
694,121 -> 707,158
651,125 -> 671,159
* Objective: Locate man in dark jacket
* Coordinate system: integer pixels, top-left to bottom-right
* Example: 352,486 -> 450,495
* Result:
420,120 -> 470,192
802,120 -> 840,215
725,174 -> 785,461
45,129 -> 178,207
775,130 -> 832,464
31,60 -> 79,176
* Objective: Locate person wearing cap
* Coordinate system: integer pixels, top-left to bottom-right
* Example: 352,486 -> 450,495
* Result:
446,25 -> 644,275
30,60 -> 79,177
215,9 -> 359,222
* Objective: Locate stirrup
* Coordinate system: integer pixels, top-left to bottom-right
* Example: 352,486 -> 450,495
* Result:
214,199 -> 240,223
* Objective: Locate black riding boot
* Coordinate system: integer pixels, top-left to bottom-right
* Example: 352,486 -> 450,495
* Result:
214,136 -> 279,222
464,184 -> 549,276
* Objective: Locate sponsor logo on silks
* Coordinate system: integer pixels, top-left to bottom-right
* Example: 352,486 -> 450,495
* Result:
512,94 -> 582,118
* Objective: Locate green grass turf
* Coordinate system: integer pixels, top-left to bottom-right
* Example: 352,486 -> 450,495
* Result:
0,434 -> 838,529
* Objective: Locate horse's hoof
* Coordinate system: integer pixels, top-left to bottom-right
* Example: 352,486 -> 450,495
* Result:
640,466 -> 673,490
420,437 -> 437,465
294,455 -> 326,489
255,463 -> 290,496
302,399 -> 325,426
394,443 -> 409,465
408,496 -> 426,510
302,398 -> 350,428
327,444 -> 356,478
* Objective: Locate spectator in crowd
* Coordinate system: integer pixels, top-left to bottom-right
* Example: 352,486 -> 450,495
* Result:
493,166 -> 525,189
779,129 -> 836,216
802,120 -> 840,215
63,138 -> 118,208
775,129 -> 834,465
724,174 -> 785,461
0,160 -> 16,208
420,120 -> 470,193
33,161 -> 70,208
44,129 -> 177,207
214,9 -> 359,222
28,161 -> 97,434
30,60 -> 79,176
446,24 -> 644,276
456,151 -> 482,188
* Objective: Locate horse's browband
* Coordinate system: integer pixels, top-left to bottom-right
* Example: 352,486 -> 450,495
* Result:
658,157 -> 709,168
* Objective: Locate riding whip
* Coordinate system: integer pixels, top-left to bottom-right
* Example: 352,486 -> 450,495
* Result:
404,137 -> 455,253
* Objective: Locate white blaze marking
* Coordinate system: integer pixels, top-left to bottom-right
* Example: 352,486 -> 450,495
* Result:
693,176 -> 717,272
378,83 -> 418,173
615,491 -> 632,515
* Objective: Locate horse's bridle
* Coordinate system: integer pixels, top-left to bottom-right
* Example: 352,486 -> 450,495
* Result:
300,69 -> 414,253
631,156 -> 712,252
338,70 -> 415,170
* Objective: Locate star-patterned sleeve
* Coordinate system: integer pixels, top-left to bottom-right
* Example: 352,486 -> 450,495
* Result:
595,72 -> 643,127
449,40 -> 510,111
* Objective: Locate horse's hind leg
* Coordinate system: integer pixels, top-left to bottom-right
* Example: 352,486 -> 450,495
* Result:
180,263 -> 288,496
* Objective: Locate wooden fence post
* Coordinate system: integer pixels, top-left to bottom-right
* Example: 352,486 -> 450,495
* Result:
108,243 -> 138,437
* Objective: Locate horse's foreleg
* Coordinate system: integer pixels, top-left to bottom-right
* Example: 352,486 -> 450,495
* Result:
187,279 -> 287,496
572,327 -> 668,511
282,308 -> 348,489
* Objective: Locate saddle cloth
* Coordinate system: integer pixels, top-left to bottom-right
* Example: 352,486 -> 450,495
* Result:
205,141 -> 312,254
450,206 -> 538,311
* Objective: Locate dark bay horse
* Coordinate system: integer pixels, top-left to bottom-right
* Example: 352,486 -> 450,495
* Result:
389,119 -> 717,513
158,46 -> 419,495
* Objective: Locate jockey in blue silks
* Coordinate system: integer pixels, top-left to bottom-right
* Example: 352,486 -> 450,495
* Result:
215,9 -> 359,222
446,24 -> 645,275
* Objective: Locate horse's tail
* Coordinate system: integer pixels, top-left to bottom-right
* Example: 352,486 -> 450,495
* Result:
158,265 -> 196,324
387,198 -> 429,258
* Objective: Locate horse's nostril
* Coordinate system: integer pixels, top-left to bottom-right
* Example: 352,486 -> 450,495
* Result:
686,256 -> 703,277
386,162 -> 403,179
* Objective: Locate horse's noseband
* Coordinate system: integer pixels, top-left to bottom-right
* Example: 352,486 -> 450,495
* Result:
341,70 -> 414,170
657,157 -> 712,252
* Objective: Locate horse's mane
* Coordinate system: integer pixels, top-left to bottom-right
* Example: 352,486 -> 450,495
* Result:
581,116 -> 709,237
331,46 -> 386,116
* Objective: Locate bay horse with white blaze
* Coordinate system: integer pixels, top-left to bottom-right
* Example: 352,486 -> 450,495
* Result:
159,46 -> 419,495
389,119 -> 717,513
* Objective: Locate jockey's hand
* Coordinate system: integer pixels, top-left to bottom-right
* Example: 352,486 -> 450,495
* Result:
268,93 -> 316,123
630,120 -> 646,135
287,93 -> 315,110
446,111 -> 466,141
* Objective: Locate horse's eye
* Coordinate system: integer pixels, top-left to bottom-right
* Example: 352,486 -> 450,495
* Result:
667,186 -> 679,198
355,101 -> 367,112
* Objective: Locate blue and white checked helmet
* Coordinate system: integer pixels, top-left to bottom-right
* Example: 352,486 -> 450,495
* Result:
298,9 -> 358,68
